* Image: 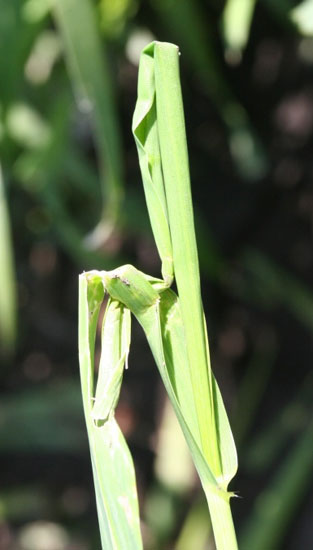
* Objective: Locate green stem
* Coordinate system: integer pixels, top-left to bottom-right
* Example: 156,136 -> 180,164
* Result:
207,491 -> 238,550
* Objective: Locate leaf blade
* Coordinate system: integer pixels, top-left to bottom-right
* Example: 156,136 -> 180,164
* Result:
78,273 -> 143,550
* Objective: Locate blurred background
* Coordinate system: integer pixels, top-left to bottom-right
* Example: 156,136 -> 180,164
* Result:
0,0 -> 313,548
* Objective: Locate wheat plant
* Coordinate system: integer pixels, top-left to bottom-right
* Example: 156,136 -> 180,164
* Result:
78,41 -> 238,550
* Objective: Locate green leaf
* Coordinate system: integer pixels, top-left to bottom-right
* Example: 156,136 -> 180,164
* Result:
132,42 -> 238,549
132,43 -> 173,285
79,274 -> 143,550
102,262 -> 238,549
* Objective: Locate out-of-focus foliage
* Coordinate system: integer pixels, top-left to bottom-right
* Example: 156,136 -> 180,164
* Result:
54,0 -> 125,247
0,0 -> 312,548
0,166 -> 17,358
291,0 -> 313,35
99,0 -> 138,38
222,0 -> 257,57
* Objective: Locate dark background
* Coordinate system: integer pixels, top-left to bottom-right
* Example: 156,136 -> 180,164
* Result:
0,0 -> 312,548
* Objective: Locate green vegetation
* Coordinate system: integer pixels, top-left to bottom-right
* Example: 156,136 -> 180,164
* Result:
0,1 -> 312,549
79,42 -> 237,549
